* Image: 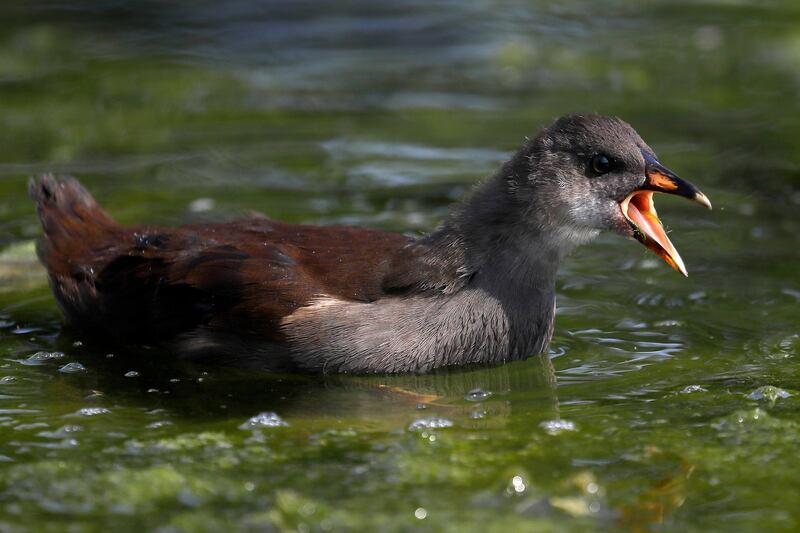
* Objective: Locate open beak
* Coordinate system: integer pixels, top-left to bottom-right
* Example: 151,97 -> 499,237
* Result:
620,151 -> 712,276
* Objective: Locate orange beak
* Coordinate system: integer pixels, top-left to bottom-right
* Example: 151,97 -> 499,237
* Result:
620,152 -> 712,276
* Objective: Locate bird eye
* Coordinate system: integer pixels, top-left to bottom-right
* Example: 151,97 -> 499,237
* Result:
591,154 -> 612,175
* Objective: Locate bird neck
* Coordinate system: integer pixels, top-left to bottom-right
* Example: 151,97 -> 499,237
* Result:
420,172 -> 564,295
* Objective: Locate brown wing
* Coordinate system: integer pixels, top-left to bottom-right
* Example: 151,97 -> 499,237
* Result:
30,176 -> 411,345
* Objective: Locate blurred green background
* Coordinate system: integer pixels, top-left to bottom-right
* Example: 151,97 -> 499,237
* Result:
0,1 -> 798,531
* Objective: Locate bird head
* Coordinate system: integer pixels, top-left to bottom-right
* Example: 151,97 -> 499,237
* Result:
513,114 -> 711,275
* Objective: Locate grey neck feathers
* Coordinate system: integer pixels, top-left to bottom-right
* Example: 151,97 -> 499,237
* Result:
414,163 -> 564,297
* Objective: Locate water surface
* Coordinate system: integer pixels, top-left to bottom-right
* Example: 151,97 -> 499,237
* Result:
1,1 -> 799,531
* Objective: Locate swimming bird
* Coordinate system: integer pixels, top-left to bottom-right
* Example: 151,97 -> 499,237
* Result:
29,114 -> 711,374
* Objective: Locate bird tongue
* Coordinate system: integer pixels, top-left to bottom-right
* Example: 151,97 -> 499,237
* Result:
624,191 -> 687,276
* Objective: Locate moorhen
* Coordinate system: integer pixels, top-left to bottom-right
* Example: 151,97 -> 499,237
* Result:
30,114 -> 711,374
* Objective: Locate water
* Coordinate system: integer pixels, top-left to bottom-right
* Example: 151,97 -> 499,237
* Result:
0,1 -> 799,531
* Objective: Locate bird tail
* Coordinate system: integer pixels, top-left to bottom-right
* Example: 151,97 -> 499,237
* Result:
28,174 -> 119,277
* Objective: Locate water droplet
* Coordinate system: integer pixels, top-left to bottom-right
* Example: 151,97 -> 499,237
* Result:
540,419 -> 576,435
511,475 -> 526,493
408,417 -> 453,431
19,351 -> 65,365
414,508 -> 427,520
466,388 -> 491,402
124,371 -> 140,378
58,362 -> 86,374
239,412 -> 288,429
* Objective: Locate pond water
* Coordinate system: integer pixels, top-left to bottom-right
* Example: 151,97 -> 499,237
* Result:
1,1 -> 799,531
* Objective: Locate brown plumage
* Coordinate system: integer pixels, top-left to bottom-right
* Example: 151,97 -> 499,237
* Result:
31,175 -> 414,363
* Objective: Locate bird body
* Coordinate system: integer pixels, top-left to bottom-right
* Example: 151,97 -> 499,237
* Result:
30,115 -> 711,373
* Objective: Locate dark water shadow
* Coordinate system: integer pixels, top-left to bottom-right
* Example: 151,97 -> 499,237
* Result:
46,329 -> 560,425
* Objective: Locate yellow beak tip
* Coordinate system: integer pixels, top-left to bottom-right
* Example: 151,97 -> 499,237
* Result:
695,192 -> 712,210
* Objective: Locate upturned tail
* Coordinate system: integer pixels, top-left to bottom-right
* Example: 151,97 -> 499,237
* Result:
28,174 -> 118,280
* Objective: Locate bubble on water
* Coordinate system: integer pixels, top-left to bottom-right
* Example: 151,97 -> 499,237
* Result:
465,388 -> 492,402
19,351 -> 65,365
71,407 -> 111,417
511,475 -> 526,493
124,371 -> 140,378
680,385 -> 708,394
747,386 -> 791,405
0,376 -> 17,384
38,424 -> 83,439
408,417 -> 453,431
44,438 -> 80,449
146,420 -> 172,429
540,419 -> 576,435
58,362 -> 86,374
414,507 -> 427,520
239,412 -> 288,429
